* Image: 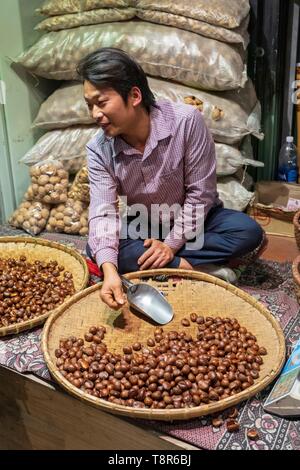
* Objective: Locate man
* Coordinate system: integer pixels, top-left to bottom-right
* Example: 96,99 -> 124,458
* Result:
77,47 -> 263,310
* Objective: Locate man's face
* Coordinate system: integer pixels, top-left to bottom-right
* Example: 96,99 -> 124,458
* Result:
83,81 -> 135,138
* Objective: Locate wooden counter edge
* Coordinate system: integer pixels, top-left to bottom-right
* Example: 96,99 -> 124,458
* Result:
0,365 -> 199,451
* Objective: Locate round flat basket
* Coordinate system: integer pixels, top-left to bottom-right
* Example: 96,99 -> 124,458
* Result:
293,210 -> 300,251
254,204 -> 295,223
42,269 -> 285,421
0,236 -> 89,337
292,255 -> 300,304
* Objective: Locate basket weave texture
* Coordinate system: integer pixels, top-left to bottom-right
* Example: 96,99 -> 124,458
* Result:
293,210 -> 300,250
42,269 -> 286,421
254,203 -> 295,223
292,255 -> 300,304
0,236 -> 89,337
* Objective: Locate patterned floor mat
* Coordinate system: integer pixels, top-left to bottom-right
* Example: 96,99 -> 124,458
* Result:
0,227 -> 299,449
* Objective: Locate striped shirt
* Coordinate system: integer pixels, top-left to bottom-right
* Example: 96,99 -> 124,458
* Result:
87,99 -> 220,268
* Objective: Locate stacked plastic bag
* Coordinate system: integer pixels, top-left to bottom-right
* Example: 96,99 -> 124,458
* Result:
17,21 -> 247,90
33,79 -> 263,145
35,0 -> 250,50
9,157 -> 90,236
11,0 -> 264,237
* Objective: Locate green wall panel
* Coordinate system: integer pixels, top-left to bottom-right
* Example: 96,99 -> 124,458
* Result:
0,0 -> 55,219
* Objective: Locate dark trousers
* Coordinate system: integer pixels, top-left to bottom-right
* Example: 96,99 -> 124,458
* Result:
86,206 -> 263,275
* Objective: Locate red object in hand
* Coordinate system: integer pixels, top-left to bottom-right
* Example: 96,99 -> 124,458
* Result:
86,258 -> 103,278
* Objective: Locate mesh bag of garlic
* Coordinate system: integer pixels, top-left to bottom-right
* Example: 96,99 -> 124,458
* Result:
16,21 -> 246,91
8,201 -> 51,236
46,199 -> 88,236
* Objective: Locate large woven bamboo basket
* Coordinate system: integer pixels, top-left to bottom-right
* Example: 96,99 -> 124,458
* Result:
42,269 -> 285,421
293,210 -> 300,250
0,236 -> 89,337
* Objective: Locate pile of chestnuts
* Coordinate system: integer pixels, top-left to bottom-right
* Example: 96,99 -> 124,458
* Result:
0,256 -> 75,327
55,314 -> 267,410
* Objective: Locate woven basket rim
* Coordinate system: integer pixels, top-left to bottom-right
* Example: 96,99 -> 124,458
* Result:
292,255 -> 300,282
0,236 -> 89,337
293,210 -> 300,229
254,202 -> 295,213
42,269 -> 286,421
253,204 -> 295,222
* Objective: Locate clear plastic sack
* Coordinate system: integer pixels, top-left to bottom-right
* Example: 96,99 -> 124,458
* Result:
20,126 -> 99,174
8,201 -> 51,236
46,199 -> 88,235
135,0 -> 250,29
217,175 -> 254,212
33,79 -> 262,145
37,0 -> 132,16
37,0 -> 83,15
85,0 -> 134,9
63,157 -> 86,174
35,7 -> 136,31
234,168 -> 254,191
34,82 -> 94,129
68,166 -> 90,203
16,21 -> 247,91
78,210 -> 89,236
136,10 -> 249,48
83,0 -> 136,10
29,160 -> 69,205
149,77 -> 263,144
215,142 -> 264,176
24,185 -> 35,201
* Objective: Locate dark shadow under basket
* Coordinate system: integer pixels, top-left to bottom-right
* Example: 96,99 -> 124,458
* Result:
293,211 -> 300,251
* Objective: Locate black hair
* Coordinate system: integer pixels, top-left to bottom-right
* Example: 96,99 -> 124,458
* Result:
77,47 -> 156,112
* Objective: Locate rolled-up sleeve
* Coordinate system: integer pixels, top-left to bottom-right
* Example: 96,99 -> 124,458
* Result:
164,110 -> 217,252
87,144 -> 119,268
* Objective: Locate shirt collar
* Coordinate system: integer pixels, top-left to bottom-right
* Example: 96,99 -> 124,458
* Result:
110,103 -> 173,159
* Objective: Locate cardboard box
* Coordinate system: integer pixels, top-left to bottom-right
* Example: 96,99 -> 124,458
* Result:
264,339 -> 300,417
248,206 -> 294,237
251,181 -> 300,223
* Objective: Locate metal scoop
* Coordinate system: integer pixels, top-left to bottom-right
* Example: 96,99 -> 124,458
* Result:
121,276 -> 174,325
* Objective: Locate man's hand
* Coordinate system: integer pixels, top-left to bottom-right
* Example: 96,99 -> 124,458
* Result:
100,263 -> 125,310
138,239 -> 175,270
